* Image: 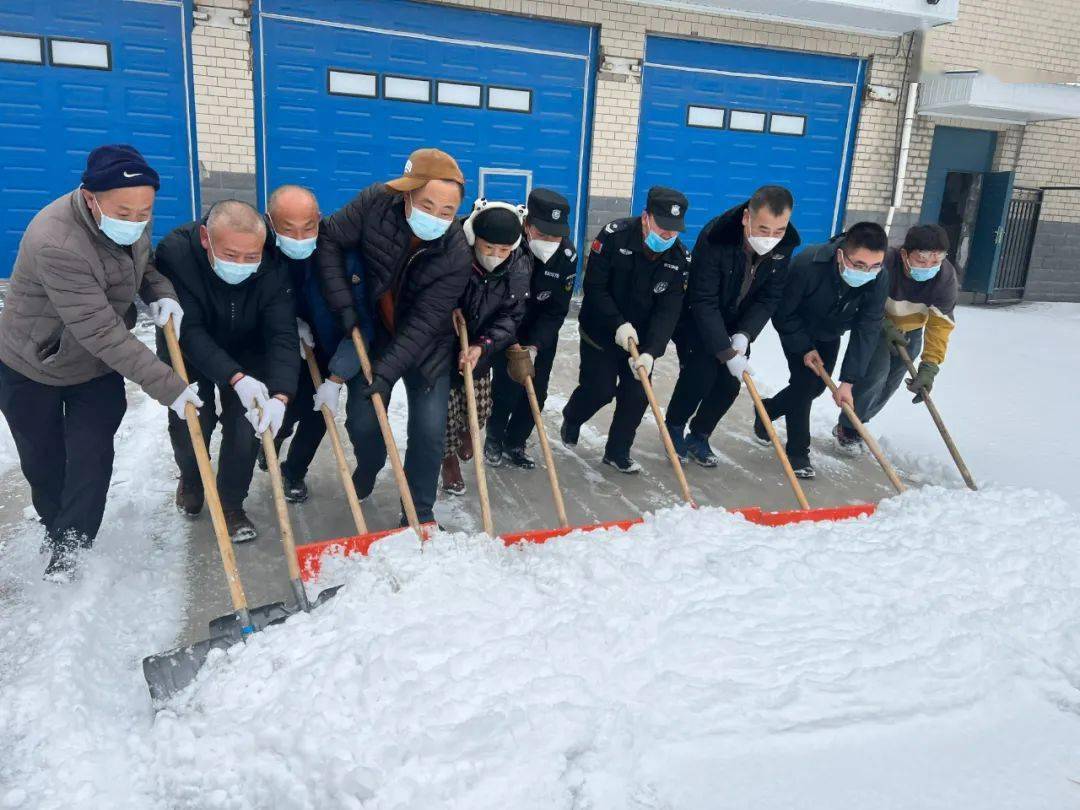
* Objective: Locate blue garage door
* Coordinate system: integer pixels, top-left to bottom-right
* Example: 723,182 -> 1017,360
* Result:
255,0 -> 597,252
633,37 -> 864,247
0,0 -> 199,277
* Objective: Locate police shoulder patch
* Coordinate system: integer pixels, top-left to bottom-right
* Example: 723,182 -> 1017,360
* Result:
536,290 -> 552,301
653,281 -> 669,294
591,239 -> 602,254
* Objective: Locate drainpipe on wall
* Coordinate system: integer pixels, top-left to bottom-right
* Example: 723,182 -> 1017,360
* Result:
884,81 -> 919,238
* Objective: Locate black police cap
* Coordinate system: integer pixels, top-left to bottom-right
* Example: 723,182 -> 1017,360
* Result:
527,187 -> 570,237
646,186 -> 688,232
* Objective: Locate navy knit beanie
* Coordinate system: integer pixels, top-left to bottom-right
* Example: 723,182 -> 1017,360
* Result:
81,144 -> 160,192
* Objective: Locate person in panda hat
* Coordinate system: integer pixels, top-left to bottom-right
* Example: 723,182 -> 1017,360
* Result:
440,200 -> 532,495
485,188 -> 579,470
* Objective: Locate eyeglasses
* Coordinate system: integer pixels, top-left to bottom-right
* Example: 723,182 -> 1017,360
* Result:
839,251 -> 883,273
908,250 -> 946,264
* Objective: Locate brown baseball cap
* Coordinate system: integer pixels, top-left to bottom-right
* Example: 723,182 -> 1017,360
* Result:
385,148 -> 465,192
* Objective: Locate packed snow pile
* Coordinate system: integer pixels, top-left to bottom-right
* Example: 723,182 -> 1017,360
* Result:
144,488 -> 1080,809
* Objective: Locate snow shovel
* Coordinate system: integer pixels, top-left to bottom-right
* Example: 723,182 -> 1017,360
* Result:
812,361 -> 906,494
143,319 -> 259,702
349,327 -> 423,537
896,344 -> 977,491
627,338 -> 696,507
743,371 -> 811,510
453,309 -> 495,536
513,345 -> 569,528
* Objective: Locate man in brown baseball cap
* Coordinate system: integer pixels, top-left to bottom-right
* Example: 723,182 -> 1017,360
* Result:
315,147 -> 471,526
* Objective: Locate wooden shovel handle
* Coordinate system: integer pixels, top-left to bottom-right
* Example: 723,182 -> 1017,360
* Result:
257,416 -> 309,611
523,370 -> 570,528
743,372 -> 811,510
454,310 -> 495,536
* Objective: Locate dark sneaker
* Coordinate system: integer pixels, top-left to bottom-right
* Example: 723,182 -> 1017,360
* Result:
484,436 -> 504,467
602,453 -> 642,474
560,420 -> 580,447
832,424 -> 863,456
441,455 -> 466,496
502,446 -> 536,470
666,423 -> 688,461
282,475 -> 309,503
752,409 -> 772,446
175,478 -> 204,517
223,509 -> 258,543
685,432 -> 719,468
256,445 -> 268,472
789,457 -> 816,480
42,530 -> 88,584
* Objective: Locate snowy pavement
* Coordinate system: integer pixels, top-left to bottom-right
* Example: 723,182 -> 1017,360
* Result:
1,304 -> 1079,808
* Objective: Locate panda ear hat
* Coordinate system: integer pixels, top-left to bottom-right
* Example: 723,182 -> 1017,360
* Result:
463,197 -> 528,250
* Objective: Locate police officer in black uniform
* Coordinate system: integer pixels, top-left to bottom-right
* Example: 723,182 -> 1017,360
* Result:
485,188 -> 578,469
561,186 -> 690,473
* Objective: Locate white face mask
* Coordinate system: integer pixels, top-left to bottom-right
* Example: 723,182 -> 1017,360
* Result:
475,249 -> 504,272
747,234 -> 782,256
529,238 -> 560,263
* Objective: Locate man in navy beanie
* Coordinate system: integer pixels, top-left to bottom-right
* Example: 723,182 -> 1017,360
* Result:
0,143 -> 201,582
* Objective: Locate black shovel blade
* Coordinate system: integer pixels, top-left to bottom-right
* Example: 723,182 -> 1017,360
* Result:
143,634 -> 236,703
311,584 -> 343,608
208,601 -> 291,642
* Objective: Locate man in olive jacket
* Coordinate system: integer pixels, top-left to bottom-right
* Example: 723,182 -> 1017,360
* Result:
0,144 -> 200,582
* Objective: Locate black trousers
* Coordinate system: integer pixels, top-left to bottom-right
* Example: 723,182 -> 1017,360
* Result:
488,346 -> 556,449
274,355 -> 327,481
665,342 -> 742,437
761,338 -> 840,462
168,371 -> 259,511
563,337 -> 648,458
0,361 -> 127,543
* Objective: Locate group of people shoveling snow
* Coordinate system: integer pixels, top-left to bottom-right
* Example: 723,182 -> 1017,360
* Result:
0,143 -> 964,586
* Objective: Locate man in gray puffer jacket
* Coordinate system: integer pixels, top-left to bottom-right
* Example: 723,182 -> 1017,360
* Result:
0,144 -> 202,582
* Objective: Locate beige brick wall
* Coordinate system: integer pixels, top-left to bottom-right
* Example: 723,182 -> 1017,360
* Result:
191,0 -> 256,177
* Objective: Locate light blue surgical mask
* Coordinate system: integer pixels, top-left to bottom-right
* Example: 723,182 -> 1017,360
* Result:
909,264 -> 941,282
406,196 -> 453,241
91,194 -> 148,246
208,232 -> 260,285
840,266 -> 878,288
276,233 -> 317,261
644,228 -> 676,253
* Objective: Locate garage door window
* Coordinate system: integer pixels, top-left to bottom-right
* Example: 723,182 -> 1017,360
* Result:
0,33 -> 43,65
328,69 -> 377,98
488,86 -> 531,113
728,110 -> 766,132
49,38 -> 111,70
686,105 -> 725,129
437,81 -> 481,108
770,113 -> 806,136
384,75 -> 430,103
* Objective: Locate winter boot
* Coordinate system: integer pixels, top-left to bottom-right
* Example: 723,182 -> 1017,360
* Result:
560,420 -> 580,447
223,509 -> 258,543
484,435 -> 504,467
666,423 -> 688,461
832,423 -> 863,456
441,455 -> 466,496
175,478 -> 204,517
685,432 -> 719,468
789,456 -> 816,480
42,530 -> 88,584
602,453 -> 642,474
502,446 -> 536,470
752,408 -> 773,447
457,429 -> 474,462
282,475 -> 309,503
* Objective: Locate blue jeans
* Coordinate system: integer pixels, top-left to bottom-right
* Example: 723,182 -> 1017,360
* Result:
345,368 -> 450,524
842,327 -> 923,429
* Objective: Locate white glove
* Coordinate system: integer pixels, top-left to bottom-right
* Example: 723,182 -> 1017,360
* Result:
725,353 -> 752,380
246,397 -> 287,437
312,379 -> 343,418
629,352 -> 654,377
731,332 -> 749,355
614,322 -> 639,352
232,375 -> 270,410
297,318 -> 315,358
149,298 -> 184,338
168,383 -> 203,420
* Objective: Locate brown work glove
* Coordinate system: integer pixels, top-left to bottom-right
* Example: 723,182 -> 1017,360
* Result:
506,345 -> 535,385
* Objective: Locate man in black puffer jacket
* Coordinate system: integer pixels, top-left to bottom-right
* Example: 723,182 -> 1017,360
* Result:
440,201 -> 531,495
155,200 -> 299,543
316,148 -> 471,525
666,186 -> 799,467
756,221 -> 889,480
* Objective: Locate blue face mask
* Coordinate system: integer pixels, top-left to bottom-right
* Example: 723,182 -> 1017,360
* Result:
92,195 -> 148,246
909,264 -> 941,282
276,233 -> 317,261
840,266 -> 878,287
208,233 -> 260,285
406,197 -> 453,241
644,227 -> 676,253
